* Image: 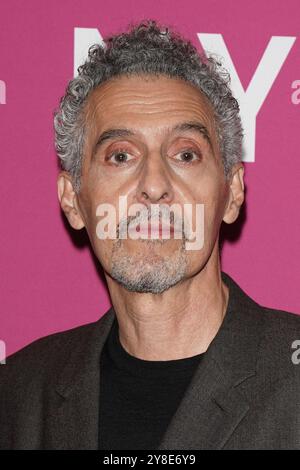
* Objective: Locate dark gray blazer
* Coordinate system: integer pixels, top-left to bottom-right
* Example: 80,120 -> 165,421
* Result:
1,271 -> 300,450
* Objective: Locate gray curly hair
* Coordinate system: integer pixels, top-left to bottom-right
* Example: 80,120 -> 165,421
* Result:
53,19 -> 243,194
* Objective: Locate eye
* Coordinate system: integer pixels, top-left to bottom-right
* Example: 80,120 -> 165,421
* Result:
106,149 -> 134,165
173,148 -> 202,164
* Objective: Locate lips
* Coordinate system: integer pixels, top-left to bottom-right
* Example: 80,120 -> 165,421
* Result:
133,222 -> 175,236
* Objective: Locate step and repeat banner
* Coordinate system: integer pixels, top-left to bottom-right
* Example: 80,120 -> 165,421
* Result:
0,0 -> 299,356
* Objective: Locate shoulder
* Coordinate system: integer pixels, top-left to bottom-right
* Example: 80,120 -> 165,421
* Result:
260,304 -> 300,341
5,320 -> 95,362
223,269 -> 300,383
0,313 -> 110,389
255,304 -> 300,381
223,270 -> 300,344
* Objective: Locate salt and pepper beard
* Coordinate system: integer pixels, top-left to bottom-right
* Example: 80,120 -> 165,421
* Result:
110,209 -> 189,294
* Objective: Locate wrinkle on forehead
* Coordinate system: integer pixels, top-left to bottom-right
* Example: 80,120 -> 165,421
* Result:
86,74 -> 214,117
83,74 -> 219,157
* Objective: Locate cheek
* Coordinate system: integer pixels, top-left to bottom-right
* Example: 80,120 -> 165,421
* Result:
204,191 -> 225,222
83,194 -> 121,264
191,184 -> 226,239
93,238 -> 115,271
78,190 -> 107,247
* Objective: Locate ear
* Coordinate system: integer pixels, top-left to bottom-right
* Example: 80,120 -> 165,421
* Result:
57,171 -> 85,229
223,164 -> 245,224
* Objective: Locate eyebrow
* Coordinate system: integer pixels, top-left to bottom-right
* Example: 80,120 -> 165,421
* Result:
93,120 -> 212,156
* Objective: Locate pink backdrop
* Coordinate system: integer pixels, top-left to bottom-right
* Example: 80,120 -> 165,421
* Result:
0,0 -> 299,357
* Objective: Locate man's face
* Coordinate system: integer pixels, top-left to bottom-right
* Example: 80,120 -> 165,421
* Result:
63,74 -> 237,294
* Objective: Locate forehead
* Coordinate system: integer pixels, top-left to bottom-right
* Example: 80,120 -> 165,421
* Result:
84,74 -> 216,134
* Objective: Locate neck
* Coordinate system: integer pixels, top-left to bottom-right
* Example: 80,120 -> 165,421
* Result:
105,247 -> 229,361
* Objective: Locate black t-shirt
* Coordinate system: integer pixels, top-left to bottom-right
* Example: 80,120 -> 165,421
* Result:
98,318 -> 204,450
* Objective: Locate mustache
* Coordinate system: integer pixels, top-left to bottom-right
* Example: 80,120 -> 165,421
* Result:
117,207 -> 185,237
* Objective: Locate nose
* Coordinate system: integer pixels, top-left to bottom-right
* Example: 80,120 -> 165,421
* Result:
135,153 -> 174,207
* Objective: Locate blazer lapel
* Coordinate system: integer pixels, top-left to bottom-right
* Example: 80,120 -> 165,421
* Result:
158,271 -> 265,450
45,307 -> 116,450
157,357 -> 251,450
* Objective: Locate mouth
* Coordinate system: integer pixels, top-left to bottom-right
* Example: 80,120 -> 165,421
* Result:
130,222 -> 176,238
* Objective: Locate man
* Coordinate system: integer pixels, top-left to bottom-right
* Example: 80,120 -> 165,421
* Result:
0,19 -> 299,450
